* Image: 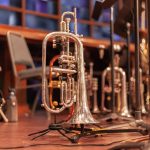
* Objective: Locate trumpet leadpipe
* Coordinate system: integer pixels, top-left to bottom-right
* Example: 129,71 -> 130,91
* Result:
51,67 -> 77,74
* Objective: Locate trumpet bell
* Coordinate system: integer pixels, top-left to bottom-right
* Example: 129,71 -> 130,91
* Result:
119,110 -> 132,118
67,105 -> 99,124
68,68 -> 99,124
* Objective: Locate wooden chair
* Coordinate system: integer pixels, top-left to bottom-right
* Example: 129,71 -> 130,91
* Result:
7,31 -> 50,119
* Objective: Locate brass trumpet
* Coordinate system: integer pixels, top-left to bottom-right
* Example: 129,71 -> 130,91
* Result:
42,8 -> 98,124
101,54 -> 131,117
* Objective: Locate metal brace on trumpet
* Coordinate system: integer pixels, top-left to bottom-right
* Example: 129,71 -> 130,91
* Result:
42,8 -> 98,124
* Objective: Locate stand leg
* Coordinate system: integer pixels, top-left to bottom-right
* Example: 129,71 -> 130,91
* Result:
28,128 -> 50,136
31,130 -> 50,140
134,0 -> 142,120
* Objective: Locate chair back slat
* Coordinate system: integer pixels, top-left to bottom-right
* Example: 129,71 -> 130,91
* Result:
7,32 -> 35,69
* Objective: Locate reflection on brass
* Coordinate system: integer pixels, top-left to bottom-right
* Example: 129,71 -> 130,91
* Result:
48,81 -> 61,88
42,8 -> 98,124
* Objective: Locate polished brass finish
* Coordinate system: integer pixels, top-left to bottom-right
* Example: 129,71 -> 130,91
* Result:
42,9 -> 98,124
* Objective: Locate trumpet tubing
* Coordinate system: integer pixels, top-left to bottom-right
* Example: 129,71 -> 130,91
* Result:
42,32 -> 79,114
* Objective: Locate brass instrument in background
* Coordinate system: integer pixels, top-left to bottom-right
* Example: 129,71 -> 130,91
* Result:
145,75 -> 150,111
86,62 -> 100,114
139,35 -> 150,113
140,38 -> 149,73
42,8 -> 98,124
130,68 -> 147,114
139,0 -> 150,112
101,54 -> 131,117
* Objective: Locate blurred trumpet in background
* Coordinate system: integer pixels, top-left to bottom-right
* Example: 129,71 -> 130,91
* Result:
85,62 -> 100,114
101,54 -> 131,117
139,33 -> 150,113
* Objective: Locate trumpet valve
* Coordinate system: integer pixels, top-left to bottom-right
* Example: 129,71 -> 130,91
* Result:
53,101 -> 58,107
53,39 -> 57,48
52,36 -> 62,49
49,81 -> 61,88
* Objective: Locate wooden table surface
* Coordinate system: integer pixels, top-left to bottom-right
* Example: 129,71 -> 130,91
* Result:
0,107 -> 150,150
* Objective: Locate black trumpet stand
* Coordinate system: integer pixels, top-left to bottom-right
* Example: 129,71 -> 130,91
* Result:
110,6 -> 115,114
134,0 -> 142,120
126,22 -> 132,113
28,124 -> 80,143
28,121 -> 149,143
